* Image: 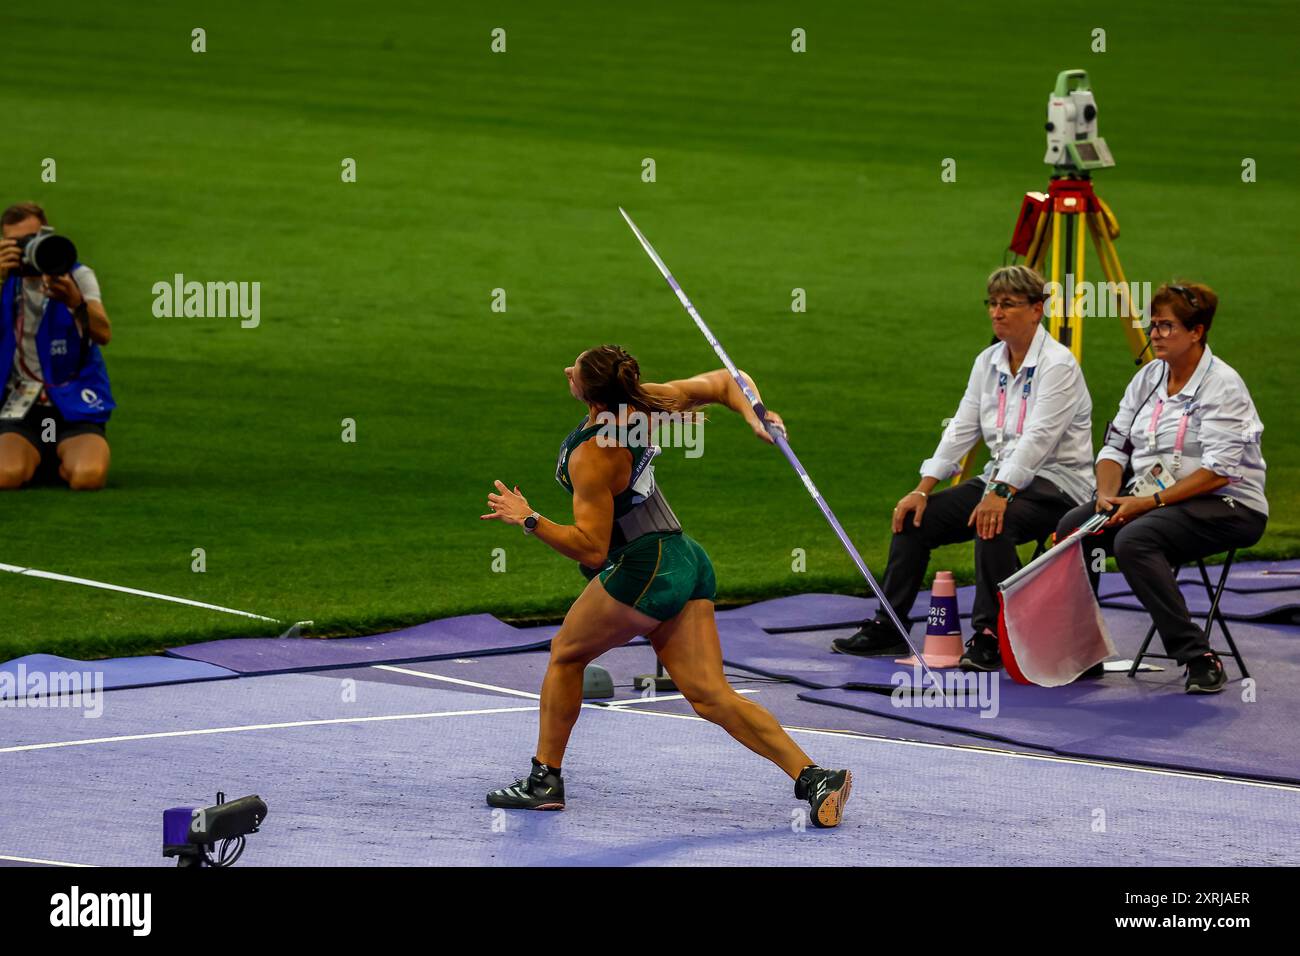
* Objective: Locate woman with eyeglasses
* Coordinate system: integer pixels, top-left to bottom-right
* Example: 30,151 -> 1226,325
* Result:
1055,282 -> 1267,693
835,265 -> 1095,672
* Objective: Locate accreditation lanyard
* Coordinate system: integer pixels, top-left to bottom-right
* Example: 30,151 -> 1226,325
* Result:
1145,399 -> 1192,473
1143,360 -> 1211,474
994,366 -> 1035,461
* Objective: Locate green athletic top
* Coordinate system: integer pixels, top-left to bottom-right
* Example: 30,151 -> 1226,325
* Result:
554,415 -> 679,567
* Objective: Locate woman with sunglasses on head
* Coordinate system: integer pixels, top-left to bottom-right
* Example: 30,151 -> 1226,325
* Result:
835,265 -> 1095,672
1055,282 -> 1268,694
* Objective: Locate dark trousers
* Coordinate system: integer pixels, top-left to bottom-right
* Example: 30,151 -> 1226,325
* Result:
1056,496 -> 1267,664
875,478 -> 1076,635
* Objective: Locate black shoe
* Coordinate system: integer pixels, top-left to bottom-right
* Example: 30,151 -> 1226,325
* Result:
831,618 -> 909,657
486,757 -> 566,810
1185,653 -> 1227,694
795,766 -> 853,828
1080,662 -> 1106,679
959,632 -> 1001,672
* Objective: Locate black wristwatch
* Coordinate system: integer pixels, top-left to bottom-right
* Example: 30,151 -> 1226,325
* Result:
988,481 -> 1016,502
522,512 -> 541,535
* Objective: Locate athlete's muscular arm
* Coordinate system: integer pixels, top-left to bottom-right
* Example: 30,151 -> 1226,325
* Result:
642,369 -> 786,444
481,442 -> 624,569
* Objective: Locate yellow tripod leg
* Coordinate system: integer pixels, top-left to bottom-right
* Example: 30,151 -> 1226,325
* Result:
1026,207 -> 1051,271
1070,212 -> 1086,362
1049,212 -> 1063,340
1087,210 -> 1150,363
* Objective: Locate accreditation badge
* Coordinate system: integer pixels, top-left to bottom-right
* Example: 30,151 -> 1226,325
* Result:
1125,456 -> 1175,497
0,380 -> 42,420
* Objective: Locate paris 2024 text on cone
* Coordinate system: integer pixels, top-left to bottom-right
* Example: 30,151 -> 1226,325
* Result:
896,570 -> 964,668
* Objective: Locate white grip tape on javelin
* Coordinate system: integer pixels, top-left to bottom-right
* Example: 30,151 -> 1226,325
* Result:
801,474 -> 819,497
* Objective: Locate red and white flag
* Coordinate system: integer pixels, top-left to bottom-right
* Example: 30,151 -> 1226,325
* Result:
997,514 -> 1115,686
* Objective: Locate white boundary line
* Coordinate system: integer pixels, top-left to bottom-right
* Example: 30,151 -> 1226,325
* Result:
602,690 -> 760,707
366,666 -> 1299,792
0,562 -> 277,622
0,704 -> 539,754
373,666 -> 759,707
4,668 -> 1297,793
374,665 -> 540,699
603,705 -> 1300,792
0,853 -> 96,868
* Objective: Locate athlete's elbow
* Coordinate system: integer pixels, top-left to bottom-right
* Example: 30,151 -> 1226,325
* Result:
583,547 -> 609,568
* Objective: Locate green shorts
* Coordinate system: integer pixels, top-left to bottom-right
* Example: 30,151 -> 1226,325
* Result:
586,532 -> 717,622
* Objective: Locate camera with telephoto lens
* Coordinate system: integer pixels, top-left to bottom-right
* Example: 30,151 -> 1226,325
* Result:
14,226 -> 78,277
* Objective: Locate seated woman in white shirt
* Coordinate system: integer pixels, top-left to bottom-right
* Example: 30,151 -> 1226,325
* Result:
1056,282 -> 1267,694
835,265 -> 1095,672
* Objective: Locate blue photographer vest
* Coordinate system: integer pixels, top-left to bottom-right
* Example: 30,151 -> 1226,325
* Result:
0,265 -> 115,422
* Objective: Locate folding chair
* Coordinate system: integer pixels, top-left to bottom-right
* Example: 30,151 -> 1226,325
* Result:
1127,549 -> 1249,679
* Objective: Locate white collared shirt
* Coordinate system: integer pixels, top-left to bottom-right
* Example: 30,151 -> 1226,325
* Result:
1097,346 -> 1268,516
920,324 -> 1095,505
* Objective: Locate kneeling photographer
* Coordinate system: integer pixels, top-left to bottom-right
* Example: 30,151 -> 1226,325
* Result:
0,202 -> 114,490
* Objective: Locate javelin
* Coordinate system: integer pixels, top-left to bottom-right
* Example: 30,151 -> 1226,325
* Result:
617,207 -> 943,692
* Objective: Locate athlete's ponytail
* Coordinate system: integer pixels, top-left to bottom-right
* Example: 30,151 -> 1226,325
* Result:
578,345 -> 680,414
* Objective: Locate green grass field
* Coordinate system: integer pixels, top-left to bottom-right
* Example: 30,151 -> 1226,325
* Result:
2,0 -> 1297,660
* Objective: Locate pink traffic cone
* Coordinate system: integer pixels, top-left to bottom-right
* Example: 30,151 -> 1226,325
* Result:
896,571 -> 964,668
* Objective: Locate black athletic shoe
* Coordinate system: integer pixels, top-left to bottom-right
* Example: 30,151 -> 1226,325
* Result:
1185,653 -> 1228,694
795,766 -> 853,828
831,618 -> 909,657
959,632 -> 1002,672
486,757 -> 566,810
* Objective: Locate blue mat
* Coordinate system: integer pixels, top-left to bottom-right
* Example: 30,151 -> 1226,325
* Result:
722,562 -> 1300,633
719,623 -> 904,689
793,611 -> 1300,785
0,653 -> 237,699
717,591 -> 971,632
1099,587 -> 1300,624
166,613 -> 558,675
1188,558 -> 1300,593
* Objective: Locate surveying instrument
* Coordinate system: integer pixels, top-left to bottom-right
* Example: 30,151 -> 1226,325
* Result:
957,69 -> 1150,483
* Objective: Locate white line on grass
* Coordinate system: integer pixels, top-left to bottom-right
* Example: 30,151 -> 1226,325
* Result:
0,562 -> 277,622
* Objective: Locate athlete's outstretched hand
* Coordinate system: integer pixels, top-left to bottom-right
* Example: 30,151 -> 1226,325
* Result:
751,408 -> 787,445
481,480 -> 532,525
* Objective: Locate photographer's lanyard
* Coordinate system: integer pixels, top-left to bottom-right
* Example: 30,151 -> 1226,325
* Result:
11,281 -> 88,391
993,366 -> 1035,461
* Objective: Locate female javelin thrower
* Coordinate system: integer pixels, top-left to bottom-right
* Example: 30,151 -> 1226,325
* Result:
480,345 -> 852,827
